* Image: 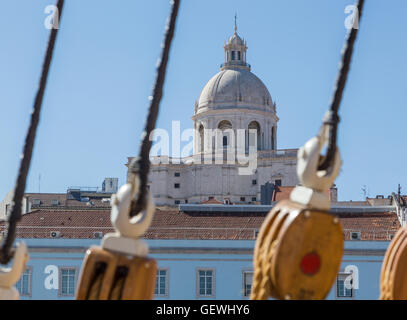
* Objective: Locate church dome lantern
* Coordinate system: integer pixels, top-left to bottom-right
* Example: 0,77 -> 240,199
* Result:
196,18 -> 274,115
221,17 -> 250,71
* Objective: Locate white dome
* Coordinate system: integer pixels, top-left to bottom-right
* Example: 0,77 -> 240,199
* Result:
197,69 -> 273,113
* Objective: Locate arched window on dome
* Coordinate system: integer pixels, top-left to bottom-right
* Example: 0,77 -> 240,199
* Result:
218,120 -> 233,149
231,51 -> 235,60
199,124 -> 204,153
248,121 -> 261,151
218,120 -> 232,130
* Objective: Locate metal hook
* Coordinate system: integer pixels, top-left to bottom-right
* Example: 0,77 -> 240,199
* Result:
290,125 -> 342,210
102,174 -> 155,257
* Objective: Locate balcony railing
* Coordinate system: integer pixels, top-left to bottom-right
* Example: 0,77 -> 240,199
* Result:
1,225 -> 397,241
220,62 -> 251,69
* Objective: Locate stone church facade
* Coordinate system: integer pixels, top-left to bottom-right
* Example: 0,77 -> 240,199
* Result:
128,26 -> 299,206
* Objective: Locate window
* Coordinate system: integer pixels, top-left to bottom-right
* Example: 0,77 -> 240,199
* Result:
231,51 -> 235,60
254,230 -> 259,239
238,51 -> 241,60
174,183 -> 180,189
197,269 -> 215,297
174,200 -> 180,205
240,197 -> 245,202
32,199 -> 41,206
155,269 -> 168,297
185,199 -> 188,204
251,197 -> 256,202
223,136 -> 228,147
252,179 -> 257,185
248,121 -> 261,150
174,172 -> 180,177
243,271 -> 253,297
51,199 -> 59,206
5,204 -> 10,217
337,273 -> 353,298
16,267 -> 32,297
275,179 -> 282,186
59,268 -> 76,296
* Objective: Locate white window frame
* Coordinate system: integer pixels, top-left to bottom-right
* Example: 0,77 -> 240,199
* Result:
196,268 -> 216,298
242,270 -> 253,298
58,267 -> 77,297
16,266 -> 32,297
154,268 -> 169,297
336,273 -> 354,299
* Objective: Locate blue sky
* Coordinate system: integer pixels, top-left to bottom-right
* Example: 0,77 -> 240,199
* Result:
0,0 -> 406,201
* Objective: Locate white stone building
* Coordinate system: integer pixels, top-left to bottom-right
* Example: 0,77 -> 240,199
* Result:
128,26 -> 299,206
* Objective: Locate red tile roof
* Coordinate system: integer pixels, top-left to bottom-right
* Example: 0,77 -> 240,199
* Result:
0,206 -> 400,241
272,186 -> 294,201
272,186 -> 331,202
339,211 -> 400,241
24,193 -> 111,211
201,198 -> 224,204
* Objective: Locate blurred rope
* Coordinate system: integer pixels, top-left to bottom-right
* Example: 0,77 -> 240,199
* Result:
130,0 -> 181,217
0,0 -> 65,264
318,0 -> 365,171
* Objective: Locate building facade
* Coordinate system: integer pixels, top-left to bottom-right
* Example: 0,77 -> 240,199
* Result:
1,201 -> 402,300
128,26 -> 298,206
0,178 -> 117,221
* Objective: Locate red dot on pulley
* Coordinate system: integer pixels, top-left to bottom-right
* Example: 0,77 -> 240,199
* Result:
300,252 -> 321,276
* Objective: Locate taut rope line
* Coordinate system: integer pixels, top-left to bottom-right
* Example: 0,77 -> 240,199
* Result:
0,0 -> 65,265
131,0 -> 181,217
318,0 -> 365,171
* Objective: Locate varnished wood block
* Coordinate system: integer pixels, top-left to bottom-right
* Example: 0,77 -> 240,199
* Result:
271,201 -> 343,299
380,227 -> 407,300
252,200 -> 343,300
76,246 -> 157,300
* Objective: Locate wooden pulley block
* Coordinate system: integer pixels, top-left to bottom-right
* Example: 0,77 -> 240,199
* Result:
251,206 -> 288,299
252,200 -> 343,300
76,246 -> 156,300
380,226 -> 407,300
76,173 -> 157,300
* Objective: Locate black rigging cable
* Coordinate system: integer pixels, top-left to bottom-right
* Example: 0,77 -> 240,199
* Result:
318,0 -> 365,171
130,0 -> 181,217
0,0 -> 65,265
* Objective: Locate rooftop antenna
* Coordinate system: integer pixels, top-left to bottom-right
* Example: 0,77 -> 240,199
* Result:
234,13 -> 237,33
362,185 -> 368,199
